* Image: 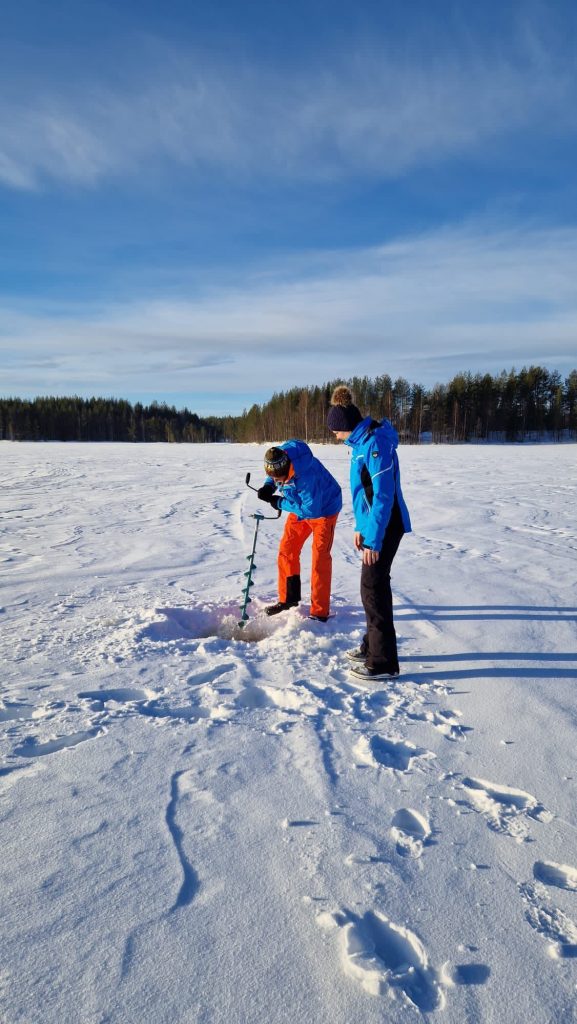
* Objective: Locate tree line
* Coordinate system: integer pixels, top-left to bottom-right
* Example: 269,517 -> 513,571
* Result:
214,366 -> 577,443
0,396 -> 223,443
1,366 -> 576,444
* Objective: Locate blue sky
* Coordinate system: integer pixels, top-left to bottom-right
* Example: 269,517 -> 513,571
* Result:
2,0 -> 577,416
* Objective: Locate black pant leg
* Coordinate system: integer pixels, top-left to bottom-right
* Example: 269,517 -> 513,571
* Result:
360,507 -> 404,671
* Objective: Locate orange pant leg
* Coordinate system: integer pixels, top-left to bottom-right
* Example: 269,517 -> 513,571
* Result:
277,513 -> 312,603
309,512 -> 339,618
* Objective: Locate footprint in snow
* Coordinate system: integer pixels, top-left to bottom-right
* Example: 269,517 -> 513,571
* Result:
391,808 -> 432,859
353,734 -> 435,773
519,882 -> 577,959
533,861 -> 577,892
77,687 -> 153,707
78,687 -> 221,724
409,707 -> 472,742
296,679 -> 346,713
458,776 -> 552,842
348,687 -> 409,726
235,684 -> 317,716
0,703 -> 36,722
140,701 -> 214,723
187,664 -> 237,687
318,908 -> 445,1011
14,727 -> 104,758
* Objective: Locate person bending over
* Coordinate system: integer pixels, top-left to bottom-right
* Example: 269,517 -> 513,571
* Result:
257,441 -> 342,622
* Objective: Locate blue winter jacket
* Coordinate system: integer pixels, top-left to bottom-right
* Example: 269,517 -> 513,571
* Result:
345,417 -> 411,550
264,439 -> 342,520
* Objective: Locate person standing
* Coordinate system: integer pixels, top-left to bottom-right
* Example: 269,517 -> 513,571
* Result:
257,440 -> 342,622
327,385 -> 411,679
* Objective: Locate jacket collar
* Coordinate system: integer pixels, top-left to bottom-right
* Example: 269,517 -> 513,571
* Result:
344,416 -> 374,448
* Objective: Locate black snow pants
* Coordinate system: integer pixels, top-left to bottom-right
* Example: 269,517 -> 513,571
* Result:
360,500 -> 405,673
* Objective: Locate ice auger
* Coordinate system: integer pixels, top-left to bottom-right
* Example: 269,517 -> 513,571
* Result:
238,473 -> 281,628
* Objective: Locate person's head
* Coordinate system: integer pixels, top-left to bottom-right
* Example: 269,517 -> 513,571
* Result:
327,385 -> 363,440
264,446 -> 291,481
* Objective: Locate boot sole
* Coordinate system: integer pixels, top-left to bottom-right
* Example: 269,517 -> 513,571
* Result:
264,604 -> 299,617
348,665 -> 400,680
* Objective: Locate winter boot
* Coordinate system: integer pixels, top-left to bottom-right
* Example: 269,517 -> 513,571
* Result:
345,647 -> 366,661
266,574 -> 301,616
265,601 -> 298,616
285,574 -> 301,605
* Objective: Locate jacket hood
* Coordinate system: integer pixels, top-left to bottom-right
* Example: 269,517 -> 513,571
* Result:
279,439 -> 314,473
377,418 -> 399,450
347,416 -> 399,450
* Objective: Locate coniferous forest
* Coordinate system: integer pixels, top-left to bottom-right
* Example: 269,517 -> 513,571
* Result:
1,366 -> 576,443
0,397 -> 221,443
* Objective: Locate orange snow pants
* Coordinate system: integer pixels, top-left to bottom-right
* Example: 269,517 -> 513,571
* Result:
278,512 -> 339,618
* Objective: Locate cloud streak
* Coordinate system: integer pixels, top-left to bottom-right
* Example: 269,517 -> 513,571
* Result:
2,221 -> 577,409
1,25 -> 576,190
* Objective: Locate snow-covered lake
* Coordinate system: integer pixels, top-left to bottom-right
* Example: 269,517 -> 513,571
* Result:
1,441 -> 576,1024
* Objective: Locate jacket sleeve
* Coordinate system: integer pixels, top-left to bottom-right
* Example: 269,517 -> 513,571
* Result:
361,440 -> 396,550
350,454 -> 366,532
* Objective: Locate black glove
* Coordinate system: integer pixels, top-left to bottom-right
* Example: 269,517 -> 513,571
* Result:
257,482 -> 276,502
269,494 -> 281,511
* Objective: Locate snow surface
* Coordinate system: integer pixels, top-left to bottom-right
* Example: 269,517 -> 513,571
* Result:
1,440 -> 577,1024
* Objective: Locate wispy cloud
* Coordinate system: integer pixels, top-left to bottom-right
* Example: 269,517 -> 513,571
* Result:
0,24 -> 575,190
2,221 -> 576,408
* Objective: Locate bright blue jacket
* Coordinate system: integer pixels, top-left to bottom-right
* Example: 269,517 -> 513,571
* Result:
264,440 -> 342,520
345,417 -> 411,550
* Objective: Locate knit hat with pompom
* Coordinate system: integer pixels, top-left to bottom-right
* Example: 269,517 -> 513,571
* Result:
327,385 -> 363,432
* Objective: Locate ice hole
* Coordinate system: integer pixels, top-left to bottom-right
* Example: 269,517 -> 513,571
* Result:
219,614 -> 279,642
142,604 -> 281,645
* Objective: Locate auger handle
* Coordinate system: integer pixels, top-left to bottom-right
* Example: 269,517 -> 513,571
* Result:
245,473 -> 281,518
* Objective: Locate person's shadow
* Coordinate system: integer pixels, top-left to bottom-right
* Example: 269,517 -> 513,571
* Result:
395,603 -> 577,681
396,602 -> 577,622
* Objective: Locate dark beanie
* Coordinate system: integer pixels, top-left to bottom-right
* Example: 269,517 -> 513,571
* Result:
327,385 -> 363,432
